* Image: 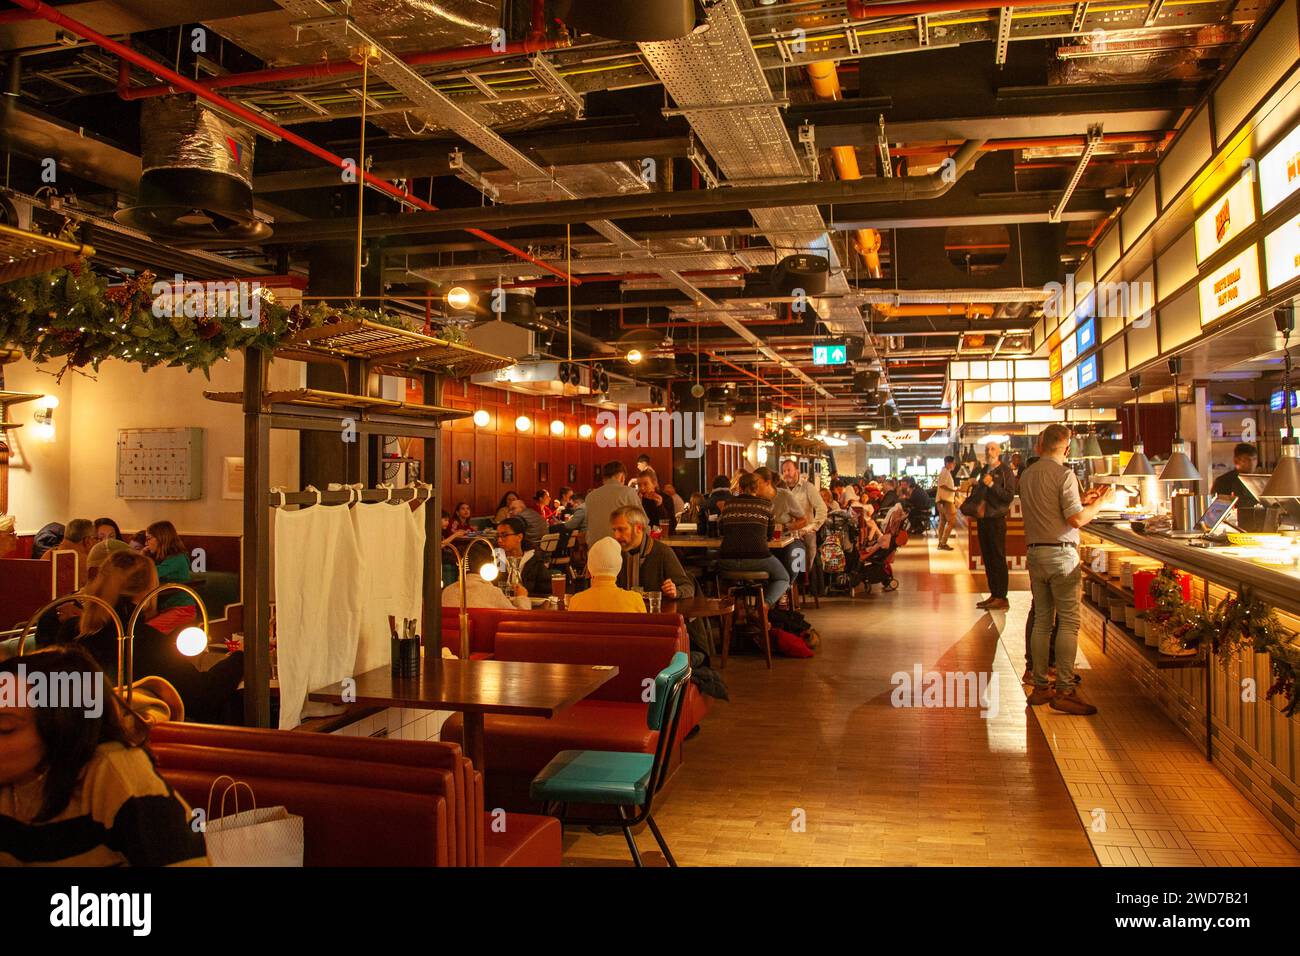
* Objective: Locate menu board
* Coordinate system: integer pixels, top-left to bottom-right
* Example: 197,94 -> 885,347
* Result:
1194,174 -> 1256,264
1197,245 -> 1261,325
1049,346 -> 1062,376
1051,376 -> 1064,405
1062,365 -> 1080,399
1260,123 -> 1300,213
1265,210 -> 1300,289
1078,354 -> 1099,390
1060,330 -> 1079,367
1076,317 -> 1096,354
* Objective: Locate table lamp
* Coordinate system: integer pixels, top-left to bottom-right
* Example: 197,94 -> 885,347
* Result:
127,583 -> 210,706
442,538 -> 500,660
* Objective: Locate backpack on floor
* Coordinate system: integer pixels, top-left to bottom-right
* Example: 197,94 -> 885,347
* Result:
819,534 -> 847,573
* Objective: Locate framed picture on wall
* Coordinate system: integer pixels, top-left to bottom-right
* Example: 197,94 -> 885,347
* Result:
457,460 -> 472,484
502,461 -> 514,484
538,462 -> 549,484
567,463 -> 578,484
221,457 -> 243,500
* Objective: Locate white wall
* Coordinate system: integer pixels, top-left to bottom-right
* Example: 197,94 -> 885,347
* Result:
6,354 -> 301,535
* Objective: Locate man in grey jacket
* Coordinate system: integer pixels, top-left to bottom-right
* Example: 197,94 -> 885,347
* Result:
579,460 -> 641,546
610,506 -> 694,599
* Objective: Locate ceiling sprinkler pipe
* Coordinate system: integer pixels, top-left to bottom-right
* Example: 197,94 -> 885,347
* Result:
15,0 -> 576,282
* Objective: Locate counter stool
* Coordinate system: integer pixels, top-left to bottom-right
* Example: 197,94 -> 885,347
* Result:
719,570 -> 772,669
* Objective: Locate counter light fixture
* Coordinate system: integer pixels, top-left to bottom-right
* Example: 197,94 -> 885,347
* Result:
1263,306 -> 1300,499
1122,373 -> 1156,477
1158,356 -> 1201,483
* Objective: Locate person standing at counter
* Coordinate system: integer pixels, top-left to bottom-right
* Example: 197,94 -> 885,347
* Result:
969,441 -> 1017,612
1021,424 -> 1112,715
935,456 -> 958,551
1211,442 -> 1259,507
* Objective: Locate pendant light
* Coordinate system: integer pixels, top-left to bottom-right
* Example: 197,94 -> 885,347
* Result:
1262,306 -> 1300,499
1081,427 -> 1105,459
1068,435 -> 1084,459
1122,373 -> 1156,476
1158,356 -> 1201,483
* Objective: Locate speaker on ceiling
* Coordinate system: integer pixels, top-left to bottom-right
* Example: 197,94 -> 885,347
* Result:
771,253 -> 829,297
569,0 -> 697,41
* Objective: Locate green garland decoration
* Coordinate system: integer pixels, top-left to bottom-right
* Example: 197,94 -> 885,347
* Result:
0,260 -> 461,380
1145,565 -> 1300,717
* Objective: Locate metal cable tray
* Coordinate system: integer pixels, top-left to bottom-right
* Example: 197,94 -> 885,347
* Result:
203,387 -> 470,423
280,319 -> 514,377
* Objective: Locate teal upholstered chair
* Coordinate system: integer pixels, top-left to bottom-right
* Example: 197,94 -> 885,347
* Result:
530,651 -> 692,867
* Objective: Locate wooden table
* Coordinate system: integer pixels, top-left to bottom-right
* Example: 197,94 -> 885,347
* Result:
309,658 -> 618,770
664,595 -> 736,668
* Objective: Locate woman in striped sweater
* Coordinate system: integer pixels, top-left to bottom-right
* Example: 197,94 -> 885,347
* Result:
717,472 -> 790,607
0,646 -> 207,867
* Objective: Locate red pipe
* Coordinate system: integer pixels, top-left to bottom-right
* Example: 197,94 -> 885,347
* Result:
9,0 -> 578,282
119,37 -> 569,100
530,0 -> 547,42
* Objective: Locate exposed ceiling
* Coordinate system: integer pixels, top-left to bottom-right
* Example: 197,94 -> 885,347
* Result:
0,0 -> 1271,430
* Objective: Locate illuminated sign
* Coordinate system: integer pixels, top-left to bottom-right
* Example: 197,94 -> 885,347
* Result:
1060,331 -> 1079,367
1265,211 -> 1300,290
1049,346 -> 1062,376
1195,174 -> 1256,264
812,342 -> 847,366
869,429 -> 921,448
1078,354 -> 1099,390
1062,365 -> 1080,399
1197,245 -> 1261,325
1047,329 -> 1061,351
1271,388 -> 1300,411
1051,376 -> 1064,405
918,414 -> 950,429
1076,317 -> 1096,355
1260,123 -> 1300,213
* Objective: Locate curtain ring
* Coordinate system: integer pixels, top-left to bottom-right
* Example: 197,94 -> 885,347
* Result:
306,485 -> 322,506
273,488 -> 286,508
386,485 -> 394,503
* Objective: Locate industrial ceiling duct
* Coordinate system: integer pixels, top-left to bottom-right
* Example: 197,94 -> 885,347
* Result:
115,96 -> 270,245
567,0 -> 697,41
771,254 -> 829,297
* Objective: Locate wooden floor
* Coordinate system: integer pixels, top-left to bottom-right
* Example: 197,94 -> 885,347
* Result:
562,526 -> 1300,866
562,534 -> 1097,866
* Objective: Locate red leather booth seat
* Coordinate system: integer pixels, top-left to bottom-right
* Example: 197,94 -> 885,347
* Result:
439,608 -> 708,809
150,722 -> 560,867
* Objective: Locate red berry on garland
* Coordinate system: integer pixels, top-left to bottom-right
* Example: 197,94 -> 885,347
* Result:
196,318 -> 223,340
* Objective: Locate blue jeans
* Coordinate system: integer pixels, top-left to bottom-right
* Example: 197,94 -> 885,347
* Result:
718,556 -> 790,606
1028,546 -> 1082,691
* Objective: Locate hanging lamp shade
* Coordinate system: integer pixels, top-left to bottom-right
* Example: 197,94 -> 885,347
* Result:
1068,437 -> 1084,459
1158,440 -> 1202,482
1122,443 -> 1156,477
1261,438 -> 1300,499
1081,434 -> 1105,459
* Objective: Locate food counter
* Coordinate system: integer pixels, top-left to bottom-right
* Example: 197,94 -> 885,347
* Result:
1080,522 -> 1300,849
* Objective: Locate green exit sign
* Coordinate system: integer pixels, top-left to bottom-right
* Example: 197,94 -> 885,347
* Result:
813,342 -> 847,366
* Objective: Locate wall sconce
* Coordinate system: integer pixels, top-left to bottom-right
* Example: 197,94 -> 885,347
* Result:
472,409 -> 490,428
550,419 -> 565,437
33,395 -> 57,441
578,423 -> 594,439
515,415 -> 532,432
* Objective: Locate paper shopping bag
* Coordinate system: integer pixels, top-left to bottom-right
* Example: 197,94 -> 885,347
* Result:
204,776 -> 304,867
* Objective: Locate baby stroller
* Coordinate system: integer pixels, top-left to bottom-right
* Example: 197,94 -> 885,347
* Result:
818,511 -> 861,596
858,504 -> 908,593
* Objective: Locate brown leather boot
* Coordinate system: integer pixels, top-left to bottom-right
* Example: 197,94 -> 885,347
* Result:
1050,689 -> 1098,715
1026,685 -> 1055,706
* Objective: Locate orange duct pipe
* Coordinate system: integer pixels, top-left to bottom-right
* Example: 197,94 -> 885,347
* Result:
876,304 -> 995,318
807,61 -> 882,278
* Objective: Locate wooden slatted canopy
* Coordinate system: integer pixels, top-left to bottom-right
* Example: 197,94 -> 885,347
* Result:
282,319 -> 514,377
0,224 -> 94,285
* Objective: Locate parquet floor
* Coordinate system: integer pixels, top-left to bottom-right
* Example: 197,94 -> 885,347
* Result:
562,535 -> 1097,866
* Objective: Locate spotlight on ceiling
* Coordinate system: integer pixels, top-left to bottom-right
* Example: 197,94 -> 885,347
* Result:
626,348 -> 643,365
446,286 -> 475,310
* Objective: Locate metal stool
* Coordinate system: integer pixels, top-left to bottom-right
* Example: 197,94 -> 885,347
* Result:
719,570 -> 772,669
